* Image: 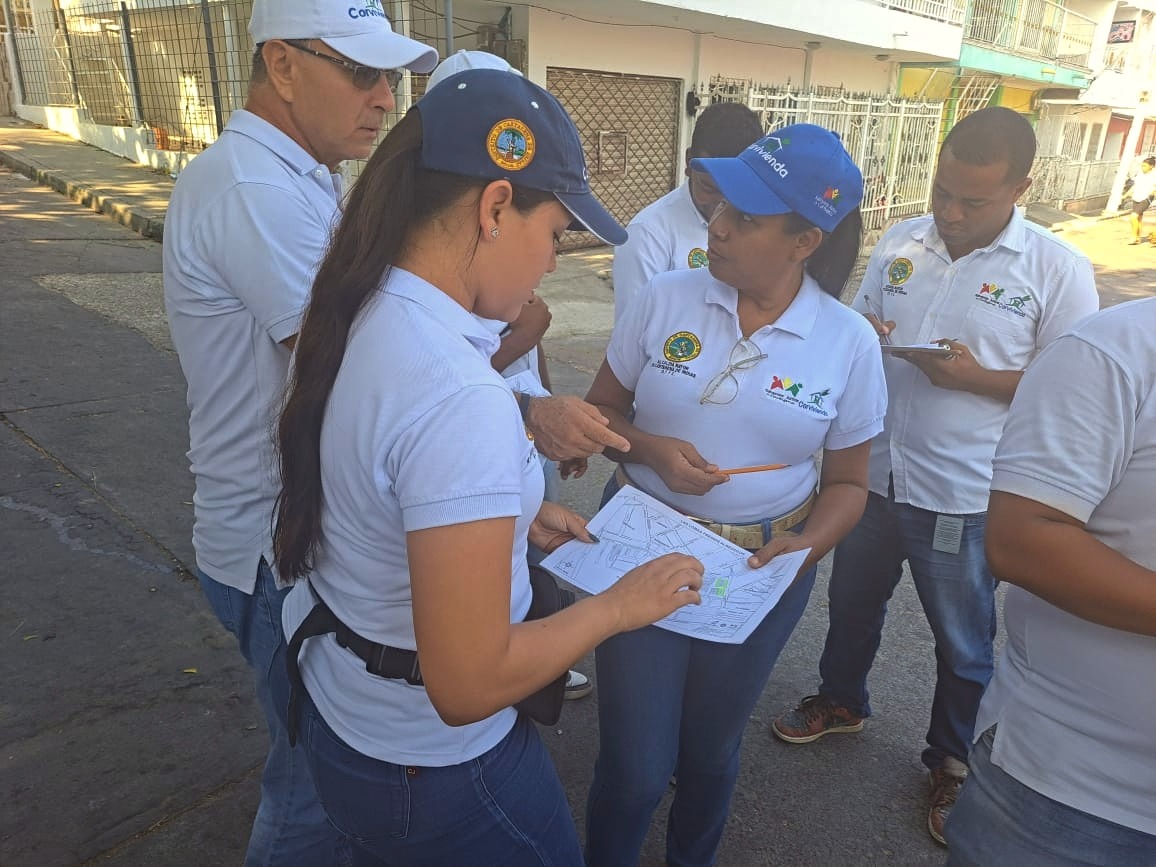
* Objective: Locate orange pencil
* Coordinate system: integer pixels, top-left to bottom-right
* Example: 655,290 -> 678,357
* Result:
718,463 -> 788,475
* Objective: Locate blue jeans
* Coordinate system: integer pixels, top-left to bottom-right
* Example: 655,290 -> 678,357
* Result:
946,728 -> 1156,865
198,562 -> 349,867
585,569 -> 817,867
817,491 -> 997,769
268,641 -> 582,866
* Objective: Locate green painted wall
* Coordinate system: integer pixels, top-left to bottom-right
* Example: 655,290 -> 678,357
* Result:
958,44 -> 1089,88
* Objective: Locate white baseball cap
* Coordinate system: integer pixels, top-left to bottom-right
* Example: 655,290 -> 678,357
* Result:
426,49 -> 521,92
250,0 -> 438,73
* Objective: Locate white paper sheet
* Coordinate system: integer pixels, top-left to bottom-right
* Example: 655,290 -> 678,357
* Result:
540,486 -> 811,645
880,343 -> 954,356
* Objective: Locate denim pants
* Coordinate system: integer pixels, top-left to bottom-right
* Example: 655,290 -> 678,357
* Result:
268,641 -> 583,867
817,491 -> 997,769
198,561 -> 349,867
946,728 -> 1156,865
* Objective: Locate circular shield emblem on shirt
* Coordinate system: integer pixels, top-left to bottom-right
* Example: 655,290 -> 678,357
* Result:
663,331 -> 702,363
887,257 -> 914,285
687,247 -> 709,268
487,119 -> 535,172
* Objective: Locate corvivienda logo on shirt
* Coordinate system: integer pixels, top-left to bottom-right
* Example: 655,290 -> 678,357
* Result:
687,248 -> 709,268
976,282 -> 1033,317
766,375 -> 831,416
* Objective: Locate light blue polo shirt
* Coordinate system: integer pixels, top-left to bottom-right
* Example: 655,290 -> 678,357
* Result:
609,267 -> 887,523
163,109 -> 343,592
282,268 -> 542,767
612,183 -> 710,322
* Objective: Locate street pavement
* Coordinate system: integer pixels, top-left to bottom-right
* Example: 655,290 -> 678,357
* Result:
2,118 -> 1154,866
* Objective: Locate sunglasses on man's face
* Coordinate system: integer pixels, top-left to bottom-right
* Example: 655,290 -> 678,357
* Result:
282,40 -> 403,91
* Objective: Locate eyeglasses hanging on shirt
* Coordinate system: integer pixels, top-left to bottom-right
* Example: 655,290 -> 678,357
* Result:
699,337 -> 767,406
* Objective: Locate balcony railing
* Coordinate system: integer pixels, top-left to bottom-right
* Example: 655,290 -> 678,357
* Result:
867,0 -> 967,26
964,0 -> 1096,69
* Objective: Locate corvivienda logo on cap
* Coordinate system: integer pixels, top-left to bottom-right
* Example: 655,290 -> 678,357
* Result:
487,119 -> 535,171
348,0 -> 385,20
749,135 -> 790,178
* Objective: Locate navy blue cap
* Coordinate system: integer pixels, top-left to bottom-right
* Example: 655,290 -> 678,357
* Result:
417,68 -> 626,246
691,123 -> 863,233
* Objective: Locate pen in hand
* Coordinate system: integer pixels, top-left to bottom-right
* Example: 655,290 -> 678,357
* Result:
863,296 -> 892,346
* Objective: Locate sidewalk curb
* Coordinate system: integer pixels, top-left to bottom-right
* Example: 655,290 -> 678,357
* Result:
0,147 -> 165,241
1048,210 -> 1128,235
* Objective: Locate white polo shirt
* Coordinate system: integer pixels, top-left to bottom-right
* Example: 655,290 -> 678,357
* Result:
851,209 -> 1099,514
1130,168 -> 1156,203
282,268 -> 542,767
608,268 -> 887,524
612,183 -> 710,321
164,109 -> 343,592
979,298 -> 1156,835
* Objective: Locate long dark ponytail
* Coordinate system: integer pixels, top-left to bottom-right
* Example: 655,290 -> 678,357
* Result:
274,108 -> 557,584
785,206 -> 863,297
273,109 -> 425,584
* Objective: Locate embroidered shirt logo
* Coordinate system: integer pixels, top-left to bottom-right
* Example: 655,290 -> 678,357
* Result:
663,331 -> 702,363
976,282 -> 1033,318
770,375 -> 804,397
687,248 -> 709,268
887,257 -> 914,285
487,119 -> 535,171
767,374 -> 831,415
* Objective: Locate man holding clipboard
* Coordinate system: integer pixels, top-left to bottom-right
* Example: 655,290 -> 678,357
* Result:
771,107 -> 1099,847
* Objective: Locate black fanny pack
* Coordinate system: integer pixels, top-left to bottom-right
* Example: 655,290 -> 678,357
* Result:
285,566 -> 575,745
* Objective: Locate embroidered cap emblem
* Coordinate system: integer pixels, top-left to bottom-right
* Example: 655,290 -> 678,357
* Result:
487,119 -> 535,171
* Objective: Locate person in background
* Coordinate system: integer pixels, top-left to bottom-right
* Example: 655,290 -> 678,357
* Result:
162,0 -> 436,861
1127,155 -> 1155,245
772,106 -> 1100,846
270,69 -> 704,866
946,296 -> 1156,864
584,124 -> 887,866
425,47 -> 593,700
611,101 -> 764,321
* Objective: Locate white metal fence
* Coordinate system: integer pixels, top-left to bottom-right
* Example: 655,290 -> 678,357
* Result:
1024,155 -> 1117,207
964,0 -> 1096,69
701,77 -> 946,236
869,0 -> 966,26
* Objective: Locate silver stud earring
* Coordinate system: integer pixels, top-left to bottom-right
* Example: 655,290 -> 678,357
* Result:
490,226 -> 500,239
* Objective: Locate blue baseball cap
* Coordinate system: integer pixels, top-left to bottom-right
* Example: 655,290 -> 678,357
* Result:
417,68 -> 627,245
690,123 -> 863,233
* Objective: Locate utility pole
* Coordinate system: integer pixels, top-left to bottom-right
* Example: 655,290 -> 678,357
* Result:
1106,96 -> 1151,213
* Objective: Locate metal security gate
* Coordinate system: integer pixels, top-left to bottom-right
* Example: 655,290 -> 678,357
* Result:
548,67 -> 681,250
701,78 -> 946,237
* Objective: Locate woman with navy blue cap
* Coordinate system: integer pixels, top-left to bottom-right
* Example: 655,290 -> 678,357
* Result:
584,125 -> 888,865
268,69 -> 704,866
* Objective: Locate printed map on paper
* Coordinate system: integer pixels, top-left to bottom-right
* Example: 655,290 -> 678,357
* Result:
541,486 -> 810,644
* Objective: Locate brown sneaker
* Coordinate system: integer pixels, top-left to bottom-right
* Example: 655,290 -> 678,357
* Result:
927,757 -> 968,846
772,694 -> 865,744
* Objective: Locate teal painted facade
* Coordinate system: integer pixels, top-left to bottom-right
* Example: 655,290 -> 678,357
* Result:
958,44 -> 1089,88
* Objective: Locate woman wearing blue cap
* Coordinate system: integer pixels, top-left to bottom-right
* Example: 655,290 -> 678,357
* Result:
584,124 -> 888,865
267,69 -> 705,866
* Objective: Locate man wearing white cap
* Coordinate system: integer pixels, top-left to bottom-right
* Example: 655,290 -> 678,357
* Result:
162,1 -> 436,863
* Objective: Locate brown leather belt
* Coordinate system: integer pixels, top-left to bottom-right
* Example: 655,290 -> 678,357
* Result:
613,465 -> 813,550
